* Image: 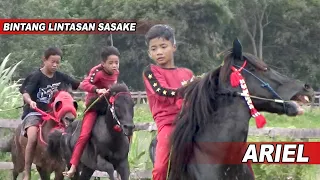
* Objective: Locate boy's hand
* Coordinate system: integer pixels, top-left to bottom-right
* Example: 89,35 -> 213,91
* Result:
96,88 -> 109,95
29,101 -> 37,109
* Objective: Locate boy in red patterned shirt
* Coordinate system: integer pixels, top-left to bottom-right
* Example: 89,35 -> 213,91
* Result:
143,24 -> 194,180
63,46 -> 120,178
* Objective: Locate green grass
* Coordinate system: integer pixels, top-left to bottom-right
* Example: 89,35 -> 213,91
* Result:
249,107 -> 320,128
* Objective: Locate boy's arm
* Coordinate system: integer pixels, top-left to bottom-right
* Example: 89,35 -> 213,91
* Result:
21,73 -> 39,104
60,73 -> 81,90
22,93 -> 33,105
79,68 -> 100,93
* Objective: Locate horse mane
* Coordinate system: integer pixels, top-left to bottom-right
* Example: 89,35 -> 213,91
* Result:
169,50 -> 267,179
51,83 -> 74,101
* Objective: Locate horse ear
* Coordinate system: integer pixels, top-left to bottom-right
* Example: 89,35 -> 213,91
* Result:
232,38 -> 243,60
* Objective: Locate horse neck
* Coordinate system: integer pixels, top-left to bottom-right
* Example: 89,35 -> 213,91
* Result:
40,120 -> 58,142
198,96 -> 252,142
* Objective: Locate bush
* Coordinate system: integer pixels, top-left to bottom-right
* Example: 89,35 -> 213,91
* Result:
0,54 -> 23,118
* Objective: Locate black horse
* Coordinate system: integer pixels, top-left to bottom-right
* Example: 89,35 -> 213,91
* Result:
47,83 -> 135,180
149,39 -> 314,180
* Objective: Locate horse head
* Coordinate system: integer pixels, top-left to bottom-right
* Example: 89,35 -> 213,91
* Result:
216,38 -> 314,116
49,84 -> 78,127
105,83 -> 135,136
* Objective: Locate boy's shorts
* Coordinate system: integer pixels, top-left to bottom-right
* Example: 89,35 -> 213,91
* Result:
21,112 -> 43,137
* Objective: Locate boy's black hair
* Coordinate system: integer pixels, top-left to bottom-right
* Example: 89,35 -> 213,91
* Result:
101,46 -> 120,62
145,24 -> 176,46
44,47 -> 62,59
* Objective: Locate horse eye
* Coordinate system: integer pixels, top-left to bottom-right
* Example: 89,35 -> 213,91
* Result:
304,84 -> 311,90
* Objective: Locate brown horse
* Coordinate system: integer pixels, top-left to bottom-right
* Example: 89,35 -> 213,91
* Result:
1,89 -> 78,180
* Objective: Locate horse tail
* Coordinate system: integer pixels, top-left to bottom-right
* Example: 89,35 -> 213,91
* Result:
47,129 -> 63,158
0,136 -> 13,152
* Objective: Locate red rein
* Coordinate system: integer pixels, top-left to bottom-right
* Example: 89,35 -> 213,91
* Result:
34,107 -> 64,146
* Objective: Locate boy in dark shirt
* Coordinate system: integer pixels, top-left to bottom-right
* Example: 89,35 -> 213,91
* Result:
20,47 -> 80,180
143,24 -> 194,180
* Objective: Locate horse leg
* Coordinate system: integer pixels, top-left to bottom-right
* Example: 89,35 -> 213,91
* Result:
36,166 -> 50,180
115,159 -> 130,180
79,165 -> 95,180
53,170 -> 65,180
106,169 -> 116,180
70,171 -> 80,180
12,170 -> 19,180
97,155 -> 116,180
12,131 -> 24,180
12,144 -> 23,180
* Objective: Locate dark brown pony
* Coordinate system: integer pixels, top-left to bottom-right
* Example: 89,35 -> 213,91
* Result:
150,39 -> 314,180
1,86 -> 78,180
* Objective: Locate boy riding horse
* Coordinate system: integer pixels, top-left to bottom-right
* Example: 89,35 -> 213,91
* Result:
20,47 -> 80,180
143,24 -> 194,180
63,46 -> 123,178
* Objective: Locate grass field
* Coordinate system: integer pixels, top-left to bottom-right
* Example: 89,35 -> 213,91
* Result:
0,103 -> 320,179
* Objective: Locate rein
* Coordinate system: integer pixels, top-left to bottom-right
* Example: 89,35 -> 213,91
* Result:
33,107 -> 65,146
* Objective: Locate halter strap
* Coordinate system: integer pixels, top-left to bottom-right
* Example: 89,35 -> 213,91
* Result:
105,92 -> 132,132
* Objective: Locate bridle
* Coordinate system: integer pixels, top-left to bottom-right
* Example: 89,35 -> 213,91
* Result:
220,59 -> 292,128
232,61 -> 288,111
71,91 -> 134,137
103,91 -> 134,135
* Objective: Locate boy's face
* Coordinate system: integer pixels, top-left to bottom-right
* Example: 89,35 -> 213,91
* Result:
102,55 -> 120,74
148,37 -> 176,67
43,55 -> 61,73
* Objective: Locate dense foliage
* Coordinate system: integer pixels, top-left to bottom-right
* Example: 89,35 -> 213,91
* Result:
0,0 -> 319,91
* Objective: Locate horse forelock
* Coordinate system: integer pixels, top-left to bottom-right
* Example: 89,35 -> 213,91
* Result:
109,83 -> 129,95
